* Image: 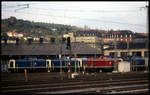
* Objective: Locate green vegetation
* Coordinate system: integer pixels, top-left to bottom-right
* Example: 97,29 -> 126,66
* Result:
1,16 -> 80,39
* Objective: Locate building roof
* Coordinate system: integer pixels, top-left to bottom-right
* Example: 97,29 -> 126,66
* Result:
104,30 -> 133,34
72,30 -> 102,37
104,42 -> 147,50
1,42 -> 101,56
103,30 -> 134,38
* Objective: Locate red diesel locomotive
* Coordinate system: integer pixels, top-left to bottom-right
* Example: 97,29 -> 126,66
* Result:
85,56 -> 119,72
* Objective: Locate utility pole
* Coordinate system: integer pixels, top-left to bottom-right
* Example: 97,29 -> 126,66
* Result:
114,38 -> 117,58
94,42 -> 96,58
74,32 -> 77,73
60,34 -> 63,75
146,4 -> 149,71
114,37 -> 117,71
101,38 -> 104,56
127,34 -> 130,56
140,3 -> 148,37
140,3 -> 149,71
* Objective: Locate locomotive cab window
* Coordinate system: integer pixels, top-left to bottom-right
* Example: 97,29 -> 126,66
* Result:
10,61 -> 14,67
47,61 -> 49,67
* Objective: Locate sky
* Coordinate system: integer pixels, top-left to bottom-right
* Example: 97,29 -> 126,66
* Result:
1,1 -> 149,33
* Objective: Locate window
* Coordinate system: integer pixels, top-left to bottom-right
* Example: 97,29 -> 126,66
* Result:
130,34 -> 132,38
144,51 -> 148,57
121,52 -> 128,58
109,52 -> 118,58
10,62 -> 14,67
47,61 -> 49,67
132,52 -> 141,57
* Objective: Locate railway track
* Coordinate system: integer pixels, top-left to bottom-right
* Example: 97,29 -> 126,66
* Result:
1,72 -> 149,94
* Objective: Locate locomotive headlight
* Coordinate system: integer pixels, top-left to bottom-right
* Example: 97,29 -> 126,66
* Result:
34,62 -> 36,65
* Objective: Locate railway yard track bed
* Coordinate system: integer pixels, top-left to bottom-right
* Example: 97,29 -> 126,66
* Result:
1,72 -> 149,94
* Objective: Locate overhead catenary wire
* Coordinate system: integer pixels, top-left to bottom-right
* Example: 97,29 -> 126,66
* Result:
14,4 -> 29,12
15,2 -> 147,8
2,3 -> 145,13
2,5 -> 17,8
26,7 -> 140,13
2,9 -> 146,27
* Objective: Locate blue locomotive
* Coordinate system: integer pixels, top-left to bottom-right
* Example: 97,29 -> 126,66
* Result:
123,56 -> 147,71
8,58 -> 82,72
50,59 -> 81,72
131,57 -> 146,71
8,58 -> 51,72
51,60 -> 68,72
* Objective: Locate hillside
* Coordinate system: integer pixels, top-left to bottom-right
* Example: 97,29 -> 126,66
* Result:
1,16 -> 80,39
